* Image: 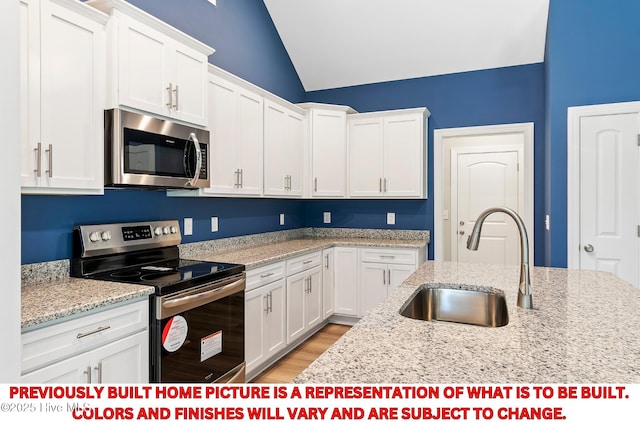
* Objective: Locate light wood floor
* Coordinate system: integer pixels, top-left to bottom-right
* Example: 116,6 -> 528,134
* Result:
250,323 -> 351,383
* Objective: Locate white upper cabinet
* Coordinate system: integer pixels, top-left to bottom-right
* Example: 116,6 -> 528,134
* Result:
205,69 -> 264,196
299,103 -> 357,198
20,0 -> 107,194
263,99 -> 305,197
87,0 -> 214,127
348,108 -> 429,198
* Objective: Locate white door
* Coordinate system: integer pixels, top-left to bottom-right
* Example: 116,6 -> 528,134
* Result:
383,113 -> 423,197
451,146 -> 523,264
348,116 -> 384,197
311,109 -> 347,197
578,113 -> 639,287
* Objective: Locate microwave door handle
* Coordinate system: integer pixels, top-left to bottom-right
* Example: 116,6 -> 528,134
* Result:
186,132 -> 202,187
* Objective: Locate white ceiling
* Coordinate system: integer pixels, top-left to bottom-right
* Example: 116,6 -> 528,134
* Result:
263,0 -> 550,92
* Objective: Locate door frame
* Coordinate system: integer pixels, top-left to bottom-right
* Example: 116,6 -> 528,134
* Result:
567,101 -> 640,269
434,123 -> 534,261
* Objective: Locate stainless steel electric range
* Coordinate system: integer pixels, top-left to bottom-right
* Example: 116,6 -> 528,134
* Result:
71,220 -> 246,383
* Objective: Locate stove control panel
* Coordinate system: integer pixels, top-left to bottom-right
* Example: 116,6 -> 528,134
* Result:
75,220 -> 182,257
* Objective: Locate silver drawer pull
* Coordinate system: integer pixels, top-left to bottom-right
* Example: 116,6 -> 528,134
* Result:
77,325 -> 111,339
303,260 -> 314,265
260,272 -> 274,278
380,255 -> 396,259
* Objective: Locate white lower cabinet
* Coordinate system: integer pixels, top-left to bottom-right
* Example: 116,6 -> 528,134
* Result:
21,300 -> 149,383
321,248 -> 335,319
286,265 -> 322,344
333,247 -> 359,317
245,277 -> 286,377
358,248 -> 422,315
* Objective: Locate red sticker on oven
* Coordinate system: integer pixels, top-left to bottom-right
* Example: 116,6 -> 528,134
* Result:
162,315 -> 188,352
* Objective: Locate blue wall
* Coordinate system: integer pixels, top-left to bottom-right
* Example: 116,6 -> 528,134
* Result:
544,0 -> 640,267
305,64 -> 546,265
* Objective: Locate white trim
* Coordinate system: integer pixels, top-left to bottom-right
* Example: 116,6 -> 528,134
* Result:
567,101 -> 640,269
434,123 -> 535,263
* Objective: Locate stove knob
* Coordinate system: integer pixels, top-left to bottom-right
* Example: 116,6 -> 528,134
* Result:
170,226 -> 177,234
154,227 -> 162,236
101,231 -> 111,241
163,226 -> 170,235
89,231 -> 100,242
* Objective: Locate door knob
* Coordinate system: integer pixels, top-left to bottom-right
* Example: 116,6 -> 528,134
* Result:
459,230 -> 465,235
584,244 -> 594,253
459,221 -> 465,226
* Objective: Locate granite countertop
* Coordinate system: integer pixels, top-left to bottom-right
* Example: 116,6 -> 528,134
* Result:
21,276 -> 154,331
21,229 -> 429,331
185,237 -> 428,269
294,261 -> 640,383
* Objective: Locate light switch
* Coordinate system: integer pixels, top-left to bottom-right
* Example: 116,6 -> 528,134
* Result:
211,216 -> 219,232
323,212 -> 331,224
184,218 -> 193,235
280,213 -> 285,225
387,212 -> 396,225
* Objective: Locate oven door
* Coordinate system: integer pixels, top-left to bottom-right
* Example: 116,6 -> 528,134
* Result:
152,273 -> 245,383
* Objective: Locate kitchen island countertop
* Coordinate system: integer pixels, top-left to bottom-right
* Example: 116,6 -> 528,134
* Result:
294,261 -> 640,383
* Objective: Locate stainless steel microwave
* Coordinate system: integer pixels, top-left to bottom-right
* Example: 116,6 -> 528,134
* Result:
104,108 -> 209,189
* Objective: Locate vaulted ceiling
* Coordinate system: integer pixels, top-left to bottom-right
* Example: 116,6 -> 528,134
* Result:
263,0 -> 549,91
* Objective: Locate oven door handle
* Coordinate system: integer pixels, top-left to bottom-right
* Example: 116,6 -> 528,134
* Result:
159,276 -> 245,319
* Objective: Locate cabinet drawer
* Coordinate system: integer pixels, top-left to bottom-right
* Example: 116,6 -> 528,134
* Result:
22,300 -> 149,374
359,248 -> 417,265
246,261 -> 286,292
286,251 -> 322,276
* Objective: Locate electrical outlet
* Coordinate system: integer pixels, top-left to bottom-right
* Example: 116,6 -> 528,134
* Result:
211,216 -> 218,232
279,213 -> 285,226
323,212 -> 331,224
387,212 -> 396,225
184,218 -> 193,236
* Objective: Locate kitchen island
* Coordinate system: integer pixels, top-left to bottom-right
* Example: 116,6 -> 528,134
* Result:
294,261 -> 640,383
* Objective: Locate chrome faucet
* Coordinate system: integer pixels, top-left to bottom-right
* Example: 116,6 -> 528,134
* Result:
465,207 -> 533,309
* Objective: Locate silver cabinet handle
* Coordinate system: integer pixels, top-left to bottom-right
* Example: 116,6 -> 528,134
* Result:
269,291 -> 273,313
45,144 -> 53,177
380,255 -> 396,259
260,272 -> 274,278
325,254 -> 329,269
239,169 -> 243,188
166,83 -> 173,109
379,178 -> 383,192
382,269 -> 386,285
264,294 -> 269,313
84,366 -> 92,383
77,325 -> 111,339
584,244 -> 594,253
34,143 -> 42,177
173,85 -> 179,110
303,260 -> 314,265
234,169 -> 241,188
387,269 -> 391,286
314,177 -> 318,192
384,178 -> 387,192
94,362 -> 103,384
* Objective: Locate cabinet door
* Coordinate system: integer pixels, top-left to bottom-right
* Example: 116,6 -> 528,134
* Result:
359,262 -> 389,316
263,99 -> 287,196
388,264 -> 415,292
244,287 -> 266,374
334,247 -> 359,316
322,249 -> 335,319
21,352 -> 89,383
94,331 -> 148,383
264,279 -> 286,358
235,88 -> 263,195
311,109 -> 347,197
20,0 -> 40,188
348,116 -> 384,197
117,14 -> 169,117
305,267 -> 323,330
286,271 -> 307,344
285,110 -> 304,196
206,75 -> 237,194
36,0 -> 104,192
171,44 -> 208,126
383,113 -> 424,197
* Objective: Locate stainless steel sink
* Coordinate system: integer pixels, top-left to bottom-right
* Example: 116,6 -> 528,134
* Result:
399,285 -> 509,327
